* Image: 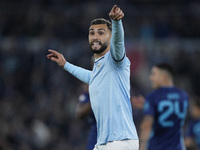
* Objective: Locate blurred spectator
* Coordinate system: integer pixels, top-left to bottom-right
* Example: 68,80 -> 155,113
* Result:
76,84 -> 97,150
185,96 -> 200,150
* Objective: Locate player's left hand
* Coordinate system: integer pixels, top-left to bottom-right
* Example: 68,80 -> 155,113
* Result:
109,5 -> 124,21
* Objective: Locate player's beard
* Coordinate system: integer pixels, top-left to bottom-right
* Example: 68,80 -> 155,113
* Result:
90,40 -> 109,54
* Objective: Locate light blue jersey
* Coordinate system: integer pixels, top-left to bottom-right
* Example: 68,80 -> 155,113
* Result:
64,20 -> 138,146
89,51 -> 138,145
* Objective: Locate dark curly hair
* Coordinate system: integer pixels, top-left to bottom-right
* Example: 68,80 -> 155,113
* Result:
90,18 -> 112,32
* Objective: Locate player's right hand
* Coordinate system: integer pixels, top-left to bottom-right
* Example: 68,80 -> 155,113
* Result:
46,49 -> 66,68
109,5 -> 124,21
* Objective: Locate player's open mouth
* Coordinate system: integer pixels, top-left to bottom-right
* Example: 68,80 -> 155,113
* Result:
93,43 -> 100,46
91,41 -> 101,49
92,44 -> 100,49
92,41 -> 101,45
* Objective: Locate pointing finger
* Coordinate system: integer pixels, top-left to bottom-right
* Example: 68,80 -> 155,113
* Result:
48,49 -> 59,54
111,5 -> 117,13
46,53 -> 56,59
115,7 -> 120,14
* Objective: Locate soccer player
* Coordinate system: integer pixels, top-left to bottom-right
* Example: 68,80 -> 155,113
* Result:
47,5 -> 139,150
76,84 -> 97,150
185,96 -> 200,150
139,63 -> 189,150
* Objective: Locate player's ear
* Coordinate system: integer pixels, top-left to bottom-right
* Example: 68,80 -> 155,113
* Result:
163,73 -> 169,81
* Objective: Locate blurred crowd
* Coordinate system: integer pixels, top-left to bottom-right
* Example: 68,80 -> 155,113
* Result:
0,0 -> 200,150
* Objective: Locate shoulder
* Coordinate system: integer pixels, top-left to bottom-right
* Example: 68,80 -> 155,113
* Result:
145,89 -> 166,107
146,89 -> 161,100
173,87 -> 189,99
144,90 -> 161,113
145,90 -> 160,110
107,51 -> 130,68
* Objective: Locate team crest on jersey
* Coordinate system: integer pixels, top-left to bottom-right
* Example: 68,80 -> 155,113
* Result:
97,63 -> 102,68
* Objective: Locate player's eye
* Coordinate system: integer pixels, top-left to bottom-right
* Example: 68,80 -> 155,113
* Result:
89,32 -> 94,35
99,32 -> 104,35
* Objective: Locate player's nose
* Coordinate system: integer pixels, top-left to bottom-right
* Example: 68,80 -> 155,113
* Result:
91,34 -> 99,40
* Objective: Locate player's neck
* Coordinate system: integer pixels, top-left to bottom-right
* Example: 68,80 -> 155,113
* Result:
160,81 -> 174,88
94,46 -> 110,59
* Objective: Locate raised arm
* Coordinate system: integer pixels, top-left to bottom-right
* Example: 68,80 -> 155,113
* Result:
47,49 -> 91,84
109,5 -> 125,61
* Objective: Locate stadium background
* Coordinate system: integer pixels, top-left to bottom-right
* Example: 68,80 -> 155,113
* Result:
0,0 -> 199,149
